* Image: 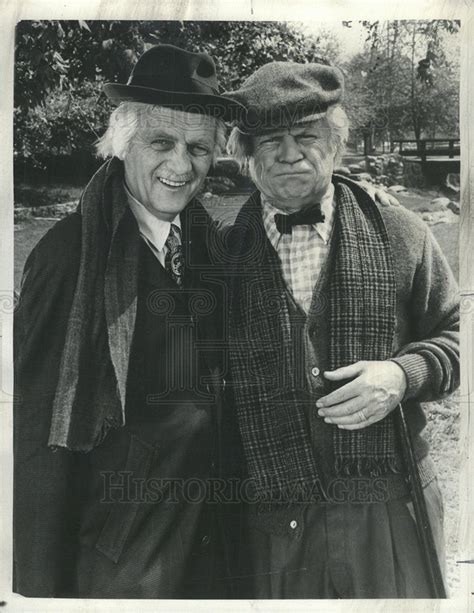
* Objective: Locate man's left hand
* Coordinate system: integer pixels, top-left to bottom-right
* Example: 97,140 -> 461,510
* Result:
316,360 -> 407,430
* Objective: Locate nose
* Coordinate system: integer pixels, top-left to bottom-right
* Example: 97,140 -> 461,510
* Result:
278,135 -> 304,164
169,143 -> 193,176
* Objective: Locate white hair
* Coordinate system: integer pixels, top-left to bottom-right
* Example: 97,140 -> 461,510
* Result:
227,105 -> 350,175
96,101 -> 227,165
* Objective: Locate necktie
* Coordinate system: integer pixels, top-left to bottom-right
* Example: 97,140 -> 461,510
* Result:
274,205 -> 325,235
164,223 -> 184,286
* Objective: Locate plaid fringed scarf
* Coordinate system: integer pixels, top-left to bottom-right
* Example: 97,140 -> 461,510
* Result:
229,179 -> 397,501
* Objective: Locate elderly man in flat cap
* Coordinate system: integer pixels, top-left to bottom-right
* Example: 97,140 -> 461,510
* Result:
13,44 -> 242,599
224,61 -> 459,598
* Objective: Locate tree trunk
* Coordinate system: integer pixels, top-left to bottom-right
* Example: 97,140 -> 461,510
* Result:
363,133 -> 373,156
409,24 -> 422,146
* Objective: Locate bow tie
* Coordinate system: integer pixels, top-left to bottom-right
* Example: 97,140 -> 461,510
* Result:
274,205 -> 325,234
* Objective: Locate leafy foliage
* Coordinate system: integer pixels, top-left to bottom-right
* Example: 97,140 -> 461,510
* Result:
14,19 -> 459,171
14,20 -> 339,170
141,21 -> 339,90
15,20 -> 145,109
343,20 -> 459,149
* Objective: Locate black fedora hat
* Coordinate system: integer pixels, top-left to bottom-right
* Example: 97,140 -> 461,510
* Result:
103,44 -> 243,122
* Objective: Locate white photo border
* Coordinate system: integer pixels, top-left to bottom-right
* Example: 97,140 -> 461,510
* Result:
1,2 -> 472,612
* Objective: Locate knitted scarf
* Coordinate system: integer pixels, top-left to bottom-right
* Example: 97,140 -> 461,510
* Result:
48,157 -> 220,451
229,180 -> 398,501
48,158 -> 140,451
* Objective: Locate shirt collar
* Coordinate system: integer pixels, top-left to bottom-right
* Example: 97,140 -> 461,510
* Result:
261,182 -> 335,246
124,182 -> 181,252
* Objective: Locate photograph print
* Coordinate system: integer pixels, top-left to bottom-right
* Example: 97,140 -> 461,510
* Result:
12,19 -> 461,600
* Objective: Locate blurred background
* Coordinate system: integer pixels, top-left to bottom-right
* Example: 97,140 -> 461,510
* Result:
13,19 -> 461,594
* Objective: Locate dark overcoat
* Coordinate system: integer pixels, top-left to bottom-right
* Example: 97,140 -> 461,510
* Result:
13,159 -> 240,598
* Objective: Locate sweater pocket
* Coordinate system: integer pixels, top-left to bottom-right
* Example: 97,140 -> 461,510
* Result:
95,434 -> 158,563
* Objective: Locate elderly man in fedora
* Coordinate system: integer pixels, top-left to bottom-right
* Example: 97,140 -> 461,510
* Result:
224,61 -> 459,598
13,44 -> 243,599
13,43 -> 425,600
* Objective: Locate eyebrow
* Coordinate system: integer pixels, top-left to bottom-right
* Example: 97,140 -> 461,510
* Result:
255,133 -> 286,143
146,129 -> 176,140
145,129 -> 213,146
290,126 -> 324,135
256,126 -> 323,140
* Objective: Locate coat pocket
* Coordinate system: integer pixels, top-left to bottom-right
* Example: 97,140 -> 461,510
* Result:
95,434 -> 157,563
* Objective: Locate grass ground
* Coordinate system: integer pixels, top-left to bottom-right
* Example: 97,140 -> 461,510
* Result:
14,184 -> 83,208
13,187 -> 461,594
423,394 -> 461,594
14,219 -> 57,290
396,189 -> 459,279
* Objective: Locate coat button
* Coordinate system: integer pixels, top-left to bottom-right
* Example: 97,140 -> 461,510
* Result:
290,520 -> 298,530
311,367 -> 320,377
201,535 -> 211,546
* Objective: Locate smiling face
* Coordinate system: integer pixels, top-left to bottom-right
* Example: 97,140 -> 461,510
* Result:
124,106 -> 217,221
249,119 -> 337,212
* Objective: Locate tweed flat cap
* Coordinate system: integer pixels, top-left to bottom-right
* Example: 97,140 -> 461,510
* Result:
225,61 -> 344,133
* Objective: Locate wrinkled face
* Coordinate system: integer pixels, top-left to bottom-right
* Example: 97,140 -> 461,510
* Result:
124,106 -> 217,221
249,120 -> 337,211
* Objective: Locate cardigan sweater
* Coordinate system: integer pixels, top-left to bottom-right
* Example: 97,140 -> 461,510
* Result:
227,177 -> 459,534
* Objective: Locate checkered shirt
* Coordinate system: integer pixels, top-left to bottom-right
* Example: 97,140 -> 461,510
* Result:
261,183 -> 336,313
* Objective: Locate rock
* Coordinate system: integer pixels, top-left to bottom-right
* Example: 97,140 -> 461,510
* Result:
419,209 -> 458,225
335,166 -> 351,176
349,173 -> 363,181
15,202 -> 78,222
445,173 -> 460,193
32,202 -> 78,218
430,197 -> 450,208
377,175 -> 390,186
203,176 -> 236,194
358,172 -> 373,182
421,213 -> 434,223
386,157 -> 404,169
447,200 -> 460,215
14,208 -> 32,223
213,156 -> 240,177
388,184 -> 407,193
431,214 -> 451,225
358,160 -> 367,169
349,164 -> 362,174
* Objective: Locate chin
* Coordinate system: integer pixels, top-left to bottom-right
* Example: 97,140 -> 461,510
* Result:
152,190 -> 192,211
146,201 -> 184,221
279,189 -> 312,201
